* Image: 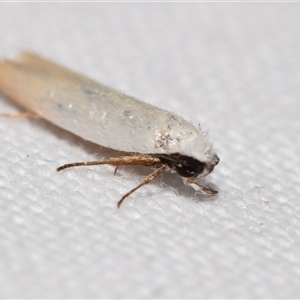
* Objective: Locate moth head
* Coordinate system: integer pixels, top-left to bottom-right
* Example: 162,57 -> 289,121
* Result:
160,153 -> 219,179
174,154 -> 219,179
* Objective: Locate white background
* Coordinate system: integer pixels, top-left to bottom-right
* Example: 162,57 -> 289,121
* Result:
0,3 -> 299,298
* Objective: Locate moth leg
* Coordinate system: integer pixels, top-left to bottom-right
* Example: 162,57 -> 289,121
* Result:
0,112 -> 40,118
57,155 -> 162,172
117,164 -> 166,208
183,177 -> 218,195
57,155 -> 166,207
113,166 -> 119,175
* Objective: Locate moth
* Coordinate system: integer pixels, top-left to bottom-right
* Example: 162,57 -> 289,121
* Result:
0,52 -> 219,207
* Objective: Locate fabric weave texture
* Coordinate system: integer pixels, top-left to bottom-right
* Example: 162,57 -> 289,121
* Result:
0,3 -> 299,298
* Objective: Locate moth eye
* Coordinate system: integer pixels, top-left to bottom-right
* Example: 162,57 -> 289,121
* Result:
175,162 -> 205,178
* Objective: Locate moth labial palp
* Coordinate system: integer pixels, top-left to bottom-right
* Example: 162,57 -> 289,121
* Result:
0,51 -> 220,207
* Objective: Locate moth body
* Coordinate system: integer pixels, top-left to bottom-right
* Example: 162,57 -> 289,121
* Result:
0,52 -> 219,206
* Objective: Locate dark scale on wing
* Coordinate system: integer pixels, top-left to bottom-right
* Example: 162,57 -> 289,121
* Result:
56,102 -> 63,109
82,86 -> 99,96
168,115 -> 177,121
53,100 -> 80,117
123,110 -> 131,117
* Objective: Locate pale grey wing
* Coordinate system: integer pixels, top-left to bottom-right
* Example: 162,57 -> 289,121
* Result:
0,52 -> 206,156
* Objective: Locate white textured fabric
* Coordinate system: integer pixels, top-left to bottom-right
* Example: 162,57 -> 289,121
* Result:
0,3 -> 299,298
